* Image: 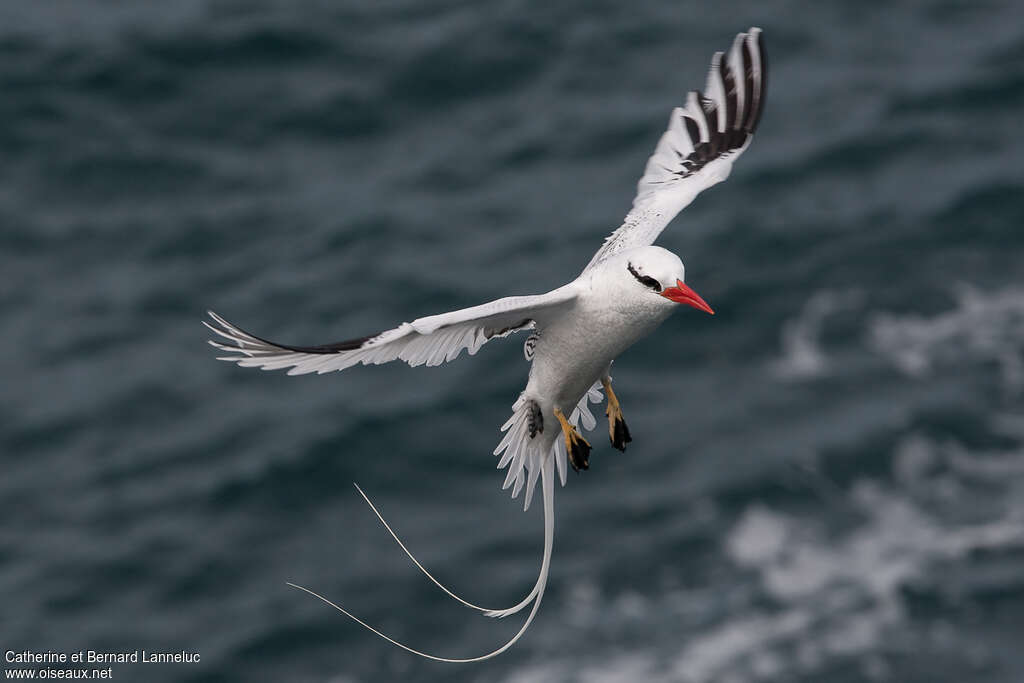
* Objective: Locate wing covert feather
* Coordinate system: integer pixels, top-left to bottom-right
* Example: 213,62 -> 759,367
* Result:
205,285 -> 578,375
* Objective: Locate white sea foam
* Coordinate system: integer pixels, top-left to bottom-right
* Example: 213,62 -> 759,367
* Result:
494,430 -> 1024,683
772,290 -> 862,380
868,283 -> 1024,391
673,435 -> 1024,682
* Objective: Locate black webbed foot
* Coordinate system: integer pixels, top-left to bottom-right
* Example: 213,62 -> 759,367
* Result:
554,406 -> 592,472
610,415 -> 632,452
567,430 -> 592,472
603,377 -> 632,453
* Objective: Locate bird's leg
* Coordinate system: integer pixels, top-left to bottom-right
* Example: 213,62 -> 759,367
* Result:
602,377 -> 632,452
553,407 -> 591,472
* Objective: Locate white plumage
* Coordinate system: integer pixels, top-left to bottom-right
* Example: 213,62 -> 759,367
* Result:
206,27 -> 766,662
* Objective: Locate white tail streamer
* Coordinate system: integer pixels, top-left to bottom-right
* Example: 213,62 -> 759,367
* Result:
352,483 -> 541,618
344,382 -> 602,621
286,453 -> 556,663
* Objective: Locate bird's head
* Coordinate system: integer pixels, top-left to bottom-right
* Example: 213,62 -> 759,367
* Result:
618,246 -> 714,315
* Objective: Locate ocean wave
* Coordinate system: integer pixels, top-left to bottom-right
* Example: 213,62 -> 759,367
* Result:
868,283 -> 1024,392
771,289 -> 863,380
494,425 -> 1024,683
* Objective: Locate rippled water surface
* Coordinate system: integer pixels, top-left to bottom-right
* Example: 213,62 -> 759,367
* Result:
3,1 -> 1024,681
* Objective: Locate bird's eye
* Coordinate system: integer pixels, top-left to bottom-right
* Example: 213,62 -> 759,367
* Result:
627,263 -> 661,292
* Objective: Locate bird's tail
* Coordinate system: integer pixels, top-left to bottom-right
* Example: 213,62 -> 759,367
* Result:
312,384 -> 602,626
286,452 -> 556,663
495,383 -> 604,509
340,385 -> 605,621
285,386 -> 603,659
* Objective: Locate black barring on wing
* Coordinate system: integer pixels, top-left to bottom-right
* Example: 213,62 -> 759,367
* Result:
206,310 -> 380,354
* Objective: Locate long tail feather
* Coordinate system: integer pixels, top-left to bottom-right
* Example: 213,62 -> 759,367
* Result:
482,455 -> 552,619
353,483 -> 539,616
287,454 -> 556,663
496,384 -> 603,506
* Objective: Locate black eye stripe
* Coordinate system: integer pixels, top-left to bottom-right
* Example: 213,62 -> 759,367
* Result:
627,263 -> 662,292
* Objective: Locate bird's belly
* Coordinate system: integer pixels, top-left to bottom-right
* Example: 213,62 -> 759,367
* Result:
526,305 -> 666,413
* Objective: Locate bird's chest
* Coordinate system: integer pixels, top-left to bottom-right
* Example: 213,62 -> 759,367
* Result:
528,297 -> 667,406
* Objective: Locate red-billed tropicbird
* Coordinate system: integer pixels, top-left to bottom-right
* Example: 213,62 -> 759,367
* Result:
206,27 -> 766,661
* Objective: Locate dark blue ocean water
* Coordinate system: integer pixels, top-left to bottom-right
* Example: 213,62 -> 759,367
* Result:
3,1 -> 1024,681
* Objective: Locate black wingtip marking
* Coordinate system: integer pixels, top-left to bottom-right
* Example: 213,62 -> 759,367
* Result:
699,94 -> 723,157
750,30 -> 767,133
720,52 -> 737,135
671,28 -> 765,180
280,333 -> 379,354
683,115 -> 700,147
741,37 -> 755,133
207,312 -> 378,354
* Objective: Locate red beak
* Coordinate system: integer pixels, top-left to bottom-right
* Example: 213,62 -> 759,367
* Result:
660,279 -> 714,314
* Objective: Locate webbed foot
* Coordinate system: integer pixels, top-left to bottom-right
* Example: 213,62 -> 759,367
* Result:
602,377 -> 632,452
554,407 -> 591,472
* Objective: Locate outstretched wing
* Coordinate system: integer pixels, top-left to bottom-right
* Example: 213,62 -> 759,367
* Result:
583,27 -> 766,272
205,285 -> 578,376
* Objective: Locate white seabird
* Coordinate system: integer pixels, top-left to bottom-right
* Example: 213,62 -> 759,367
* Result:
206,26 -> 766,662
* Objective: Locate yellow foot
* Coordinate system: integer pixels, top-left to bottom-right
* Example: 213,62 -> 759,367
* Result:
554,407 -> 592,472
602,377 -> 632,452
